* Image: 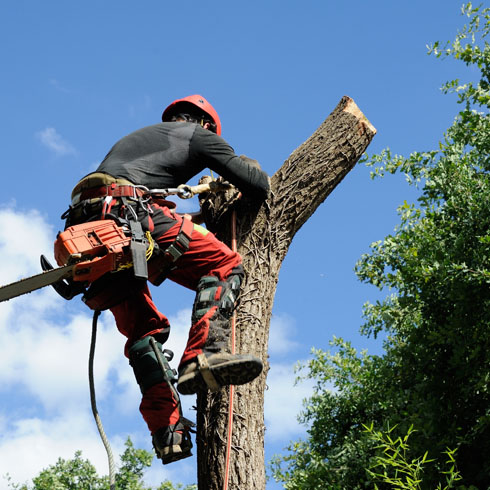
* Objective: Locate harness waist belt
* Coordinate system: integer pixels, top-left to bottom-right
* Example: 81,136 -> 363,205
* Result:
72,184 -> 145,205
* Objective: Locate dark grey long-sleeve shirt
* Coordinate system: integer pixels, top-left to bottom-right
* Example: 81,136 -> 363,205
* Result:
96,122 -> 270,200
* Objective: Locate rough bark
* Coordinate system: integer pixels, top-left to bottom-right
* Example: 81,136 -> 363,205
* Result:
195,96 -> 376,490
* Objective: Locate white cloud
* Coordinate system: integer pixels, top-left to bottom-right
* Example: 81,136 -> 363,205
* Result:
36,127 -> 77,156
0,207 -> 54,282
0,412 -> 127,485
49,78 -> 71,94
268,312 -> 300,357
0,207 -> 201,486
264,361 -> 314,442
0,309 -> 129,412
144,455 -> 197,488
166,307 -> 192,358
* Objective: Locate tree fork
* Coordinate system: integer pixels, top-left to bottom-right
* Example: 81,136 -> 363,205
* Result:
195,96 -> 376,490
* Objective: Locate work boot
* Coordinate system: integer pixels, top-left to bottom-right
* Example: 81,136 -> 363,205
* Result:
152,419 -> 194,465
177,352 -> 263,395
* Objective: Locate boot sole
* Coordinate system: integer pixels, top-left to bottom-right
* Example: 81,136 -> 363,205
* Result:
158,443 -> 193,465
178,356 -> 263,395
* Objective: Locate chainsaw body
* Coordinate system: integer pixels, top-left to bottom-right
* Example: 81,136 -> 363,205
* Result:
55,220 -> 132,283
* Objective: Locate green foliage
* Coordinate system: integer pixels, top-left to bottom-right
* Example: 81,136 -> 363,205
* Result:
364,424 -> 463,490
115,437 -> 153,490
4,437 -> 196,490
156,482 -> 196,490
272,4 -> 490,489
6,450 -> 107,490
270,340 -> 385,489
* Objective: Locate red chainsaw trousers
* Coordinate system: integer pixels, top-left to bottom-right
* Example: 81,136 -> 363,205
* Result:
109,203 -> 241,433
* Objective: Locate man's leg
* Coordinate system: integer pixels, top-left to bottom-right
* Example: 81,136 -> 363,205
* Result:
110,285 -> 194,464
150,212 -> 263,395
177,266 -> 263,395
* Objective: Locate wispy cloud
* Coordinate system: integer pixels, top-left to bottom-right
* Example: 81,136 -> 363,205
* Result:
0,207 -> 54,283
36,127 -> 77,156
264,313 -> 315,441
264,361 -> 314,442
0,210 -> 198,485
49,78 -> 71,94
268,312 -> 300,357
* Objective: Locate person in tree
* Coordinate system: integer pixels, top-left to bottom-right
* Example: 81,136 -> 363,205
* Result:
63,95 -> 270,464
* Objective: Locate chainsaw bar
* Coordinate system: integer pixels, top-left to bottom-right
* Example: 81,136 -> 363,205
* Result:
0,264 -> 74,303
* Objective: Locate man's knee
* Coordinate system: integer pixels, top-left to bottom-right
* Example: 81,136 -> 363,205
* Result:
191,265 -> 244,323
128,336 -> 177,394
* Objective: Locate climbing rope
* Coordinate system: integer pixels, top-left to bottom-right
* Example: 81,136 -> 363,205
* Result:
89,310 -> 116,490
223,209 -> 238,490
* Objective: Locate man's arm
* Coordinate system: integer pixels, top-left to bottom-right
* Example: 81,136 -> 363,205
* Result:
190,127 -> 270,200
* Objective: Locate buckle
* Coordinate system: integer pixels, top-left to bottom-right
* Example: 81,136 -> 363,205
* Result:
163,242 -> 185,262
123,184 -> 138,200
163,232 -> 190,262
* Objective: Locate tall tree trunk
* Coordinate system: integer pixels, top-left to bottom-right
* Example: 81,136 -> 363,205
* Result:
195,96 -> 376,490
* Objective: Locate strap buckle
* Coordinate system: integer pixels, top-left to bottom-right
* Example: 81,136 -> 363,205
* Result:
163,218 -> 193,262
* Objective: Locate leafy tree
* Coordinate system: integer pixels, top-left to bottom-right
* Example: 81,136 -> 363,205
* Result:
5,437 -> 196,490
364,423 -> 463,490
115,438 -> 153,490
12,451 -> 106,490
271,3 -> 490,489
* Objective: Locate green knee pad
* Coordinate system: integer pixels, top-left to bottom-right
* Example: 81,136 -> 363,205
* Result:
128,336 -> 177,394
192,270 -> 243,323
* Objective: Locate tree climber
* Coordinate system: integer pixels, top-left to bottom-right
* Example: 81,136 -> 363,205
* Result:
62,95 -> 270,464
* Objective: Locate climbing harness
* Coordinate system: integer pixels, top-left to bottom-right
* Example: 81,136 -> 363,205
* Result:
48,181 -> 222,303
0,177 -> 234,304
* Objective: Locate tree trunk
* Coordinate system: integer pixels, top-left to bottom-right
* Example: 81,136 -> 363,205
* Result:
195,96 -> 376,490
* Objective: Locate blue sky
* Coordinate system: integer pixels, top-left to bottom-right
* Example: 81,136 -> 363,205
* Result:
0,1 -> 471,488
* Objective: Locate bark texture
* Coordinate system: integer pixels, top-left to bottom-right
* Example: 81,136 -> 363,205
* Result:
195,96 -> 376,490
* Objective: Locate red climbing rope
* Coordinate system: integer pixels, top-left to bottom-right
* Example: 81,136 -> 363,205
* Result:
223,209 -> 237,490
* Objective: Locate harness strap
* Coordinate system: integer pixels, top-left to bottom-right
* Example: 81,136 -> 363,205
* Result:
162,217 -> 193,262
149,217 -> 194,286
72,183 -> 145,205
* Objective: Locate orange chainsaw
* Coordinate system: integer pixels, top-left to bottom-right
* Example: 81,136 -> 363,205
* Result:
0,219 -> 135,303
